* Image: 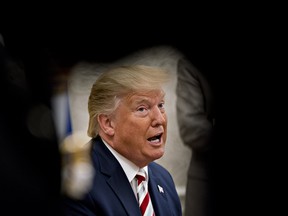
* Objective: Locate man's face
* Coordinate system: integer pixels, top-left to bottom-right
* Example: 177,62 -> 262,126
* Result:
110,90 -> 167,167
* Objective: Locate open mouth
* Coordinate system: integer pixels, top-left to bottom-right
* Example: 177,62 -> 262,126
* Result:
147,133 -> 162,143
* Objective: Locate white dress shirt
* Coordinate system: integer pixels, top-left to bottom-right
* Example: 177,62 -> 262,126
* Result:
101,138 -> 149,199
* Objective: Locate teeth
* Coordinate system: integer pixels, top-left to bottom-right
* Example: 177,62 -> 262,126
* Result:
148,134 -> 161,142
150,138 -> 159,143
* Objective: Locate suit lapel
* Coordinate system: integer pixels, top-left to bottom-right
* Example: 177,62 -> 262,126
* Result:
93,138 -> 141,216
107,171 -> 141,215
148,168 -> 171,216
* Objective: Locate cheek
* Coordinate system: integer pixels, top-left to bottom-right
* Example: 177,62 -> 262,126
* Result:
162,114 -> 168,129
122,122 -> 146,135
115,119 -> 141,135
164,113 -> 168,122
118,122 -> 150,143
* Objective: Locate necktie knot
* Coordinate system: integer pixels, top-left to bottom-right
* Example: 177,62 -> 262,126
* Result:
136,174 -> 145,184
136,169 -> 146,184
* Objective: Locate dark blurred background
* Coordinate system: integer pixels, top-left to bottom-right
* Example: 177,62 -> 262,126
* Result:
0,8 -> 279,216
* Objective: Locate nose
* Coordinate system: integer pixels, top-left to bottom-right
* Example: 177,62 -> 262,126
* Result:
151,106 -> 166,127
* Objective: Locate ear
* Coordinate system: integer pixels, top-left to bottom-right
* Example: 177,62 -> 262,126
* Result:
98,114 -> 115,136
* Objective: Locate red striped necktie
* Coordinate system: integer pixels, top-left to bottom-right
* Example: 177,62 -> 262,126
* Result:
136,169 -> 155,216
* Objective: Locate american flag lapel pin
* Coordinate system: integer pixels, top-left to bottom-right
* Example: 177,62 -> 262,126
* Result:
157,185 -> 164,193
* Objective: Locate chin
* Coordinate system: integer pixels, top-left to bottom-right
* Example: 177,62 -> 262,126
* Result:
152,150 -> 165,160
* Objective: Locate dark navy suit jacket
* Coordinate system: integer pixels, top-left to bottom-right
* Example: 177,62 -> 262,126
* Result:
63,136 -> 182,216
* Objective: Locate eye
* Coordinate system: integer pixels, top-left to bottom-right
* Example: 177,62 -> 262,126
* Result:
137,106 -> 148,112
135,106 -> 149,117
158,102 -> 165,109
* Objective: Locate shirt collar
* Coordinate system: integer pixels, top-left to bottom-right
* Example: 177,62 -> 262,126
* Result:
101,137 -> 148,182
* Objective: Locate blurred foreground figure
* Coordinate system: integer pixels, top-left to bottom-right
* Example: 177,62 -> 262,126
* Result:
60,131 -> 94,200
62,65 -> 182,215
0,34 -> 62,216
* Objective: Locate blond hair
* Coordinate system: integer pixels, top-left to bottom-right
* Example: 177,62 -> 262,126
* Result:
87,65 -> 169,138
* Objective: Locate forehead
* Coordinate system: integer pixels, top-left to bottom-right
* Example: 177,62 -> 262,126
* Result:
125,90 -> 165,104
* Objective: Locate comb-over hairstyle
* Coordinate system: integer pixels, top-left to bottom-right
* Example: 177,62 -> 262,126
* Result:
87,65 -> 170,138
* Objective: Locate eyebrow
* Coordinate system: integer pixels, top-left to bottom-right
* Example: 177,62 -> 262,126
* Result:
133,98 -> 151,105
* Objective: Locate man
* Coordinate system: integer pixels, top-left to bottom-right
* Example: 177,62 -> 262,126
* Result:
62,65 -> 182,215
176,57 -> 215,216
